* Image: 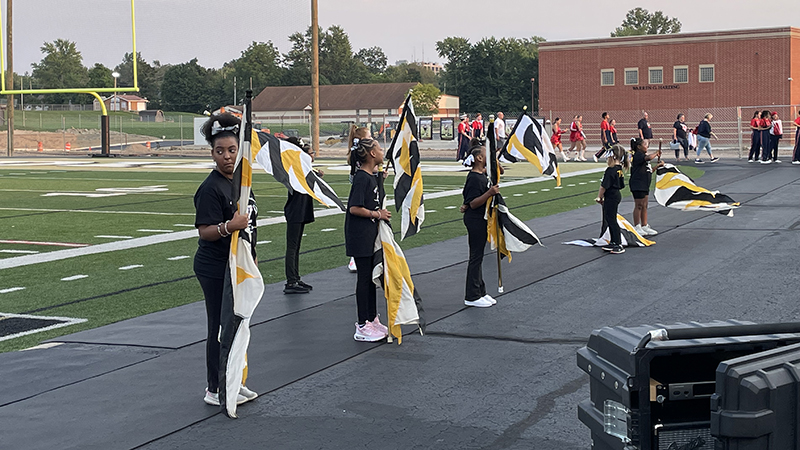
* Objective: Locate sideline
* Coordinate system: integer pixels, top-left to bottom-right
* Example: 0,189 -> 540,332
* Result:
0,168 -> 605,270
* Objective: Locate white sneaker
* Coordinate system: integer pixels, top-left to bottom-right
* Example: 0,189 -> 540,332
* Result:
353,322 -> 386,342
792,161 -> 800,165
204,389 -> 247,406
641,224 -> 658,236
481,294 -> 497,305
239,385 -> 258,402
634,225 -> 646,236
348,257 -> 357,273
464,297 -> 493,307
775,159 -> 782,163
748,159 -> 754,163
760,159 -> 772,164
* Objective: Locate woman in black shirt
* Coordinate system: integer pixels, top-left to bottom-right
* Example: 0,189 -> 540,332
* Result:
694,113 -> 719,163
193,113 -> 257,407
672,114 -> 689,161
595,144 -> 630,254
629,138 -> 661,237
345,138 -> 391,342
461,145 -> 500,307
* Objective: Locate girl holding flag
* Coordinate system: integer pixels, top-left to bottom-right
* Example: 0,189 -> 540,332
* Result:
460,145 -> 500,307
345,137 -> 391,342
595,144 -> 630,255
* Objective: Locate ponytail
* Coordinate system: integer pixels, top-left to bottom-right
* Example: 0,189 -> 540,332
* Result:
610,144 -> 630,171
346,125 -> 371,178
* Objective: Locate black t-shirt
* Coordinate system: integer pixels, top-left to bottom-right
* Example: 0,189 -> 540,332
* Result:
697,120 -> 712,138
638,118 -> 653,139
673,121 -> 687,140
345,170 -> 381,257
629,151 -> 652,192
284,191 -> 314,224
193,170 -> 258,279
462,171 -> 490,222
601,165 -> 625,200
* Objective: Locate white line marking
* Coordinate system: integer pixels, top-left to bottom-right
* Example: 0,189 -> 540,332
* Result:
302,234 -> 307,237
0,287 -> 26,293
96,185 -> 168,193
119,264 -> 143,270
61,275 -> 88,281
0,312 -> 87,342
173,224 -> 195,227
0,167 -> 607,271
541,189 -> 550,192
137,229 -> 173,233
257,240 -> 272,245
9,172 -> 27,175
0,250 -> 39,254
320,228 -> 337,232
0,207 -> 194,216
95,235 -> 133,239
42,192 -> 127,198
567,184 -> 576,187
554,186 -> 563,189
0,239 -> 88,248
579,182 -> 587,185
528,191 -> 538,194
167,255 -> 190,261
513,194 -> 523,197
21,342 -> 64,351
445,206 -> 457,209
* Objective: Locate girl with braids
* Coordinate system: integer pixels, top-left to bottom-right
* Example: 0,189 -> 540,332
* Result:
193,113 -> 256,406
629,137 -> 661,237
460,144 -> 500,307
345,125 -> 371,273
345,137 -> 391,342
595,144 -> 630,255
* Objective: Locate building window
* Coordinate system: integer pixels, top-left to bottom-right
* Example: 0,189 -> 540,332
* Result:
648,67 -> 663,84
673,66 -> 688,84
624,68 -> 638,85
600,69 -> 615,86
699,65 -> 715,83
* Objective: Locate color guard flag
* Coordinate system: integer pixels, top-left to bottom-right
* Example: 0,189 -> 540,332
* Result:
387,94 -> 425,240
253,131 -> 345,211
218,93 -> 265,418
655,163 -> 740,217
499,112 -> 561,186
563,214 -> 655,248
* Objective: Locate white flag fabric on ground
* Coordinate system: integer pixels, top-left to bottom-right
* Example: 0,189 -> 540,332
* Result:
253,131 -> 345,211
387,94 -> 425,240
218,98 -> 265,418
563,214 -> 655,248
498,112 -> 561,186
655,164 -> 740,217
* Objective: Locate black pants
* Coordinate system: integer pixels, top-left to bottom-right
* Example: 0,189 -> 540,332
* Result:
793,129 -> 800,161
674,138 -> 689,158
603,192 -> 622,245
761,130 -> 773,161
285,222 -> 305,284
464,218 -> 488,301
196,273 -> 225,392
768,134 -> 781,161
748,131 -> 761,160
354,255 -> 377,325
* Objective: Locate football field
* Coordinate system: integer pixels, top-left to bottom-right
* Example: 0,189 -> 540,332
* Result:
0,158 -> 699,352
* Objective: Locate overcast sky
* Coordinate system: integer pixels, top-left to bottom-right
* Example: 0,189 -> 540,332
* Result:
4,0 -> 799,75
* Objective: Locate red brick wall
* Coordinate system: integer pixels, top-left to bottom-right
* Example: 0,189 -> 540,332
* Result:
539,29 -> 798,114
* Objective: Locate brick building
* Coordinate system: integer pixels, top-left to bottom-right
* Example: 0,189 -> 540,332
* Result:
538,27 -> 800,150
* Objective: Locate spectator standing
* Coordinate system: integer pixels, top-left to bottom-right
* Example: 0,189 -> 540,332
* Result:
695,113 -> 719,164
471,113 -> 484,140
792,108 -> 800,164
637,112 -> 653,140
494,111 -> 507,151
672,114 -> 689,161
747,110 -> 762,162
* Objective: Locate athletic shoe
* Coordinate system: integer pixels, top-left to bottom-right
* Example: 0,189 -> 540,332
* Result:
792,161 -> 800,165
464,297 -> 493,308
297,280 -> 313,291
239,385 -> 258,402
634,224 -> 646,236
760,159 -> 772,164
601,244 -> 614,252
592,155 -> 598,162
694,159 -> 704,164
641,225 -> 658,236
348,258 -> 357,273
775,159 -> 782,163
204,389 -> 248,406
481,294 -> 497,305
710,157 -> 719,163
562,154 -> 570,162
581,157 -> 588,162
610,245 -> 625,254
283,283 -> 310,294
354,322 -> 386,342
369,314 -> 389,335
748,159 -> 754,163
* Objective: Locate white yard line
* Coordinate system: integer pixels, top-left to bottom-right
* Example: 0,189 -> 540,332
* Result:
0,168 -> 605,271
0,249 -> 39,254
0,207 -> 195,216
167,255 -> 191,261
0,313 -> 87,342
0,287 -> 26,294
119,265 -> 144,270
95,235 -> 133,239
61,275 -> 88,281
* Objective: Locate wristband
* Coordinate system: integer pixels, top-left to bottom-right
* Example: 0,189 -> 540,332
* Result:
217,223 -> 226,237
223,220 -> 230,235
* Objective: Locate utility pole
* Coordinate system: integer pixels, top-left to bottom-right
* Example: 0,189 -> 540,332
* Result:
6,0 -> 13,156
311,0 -> 320,156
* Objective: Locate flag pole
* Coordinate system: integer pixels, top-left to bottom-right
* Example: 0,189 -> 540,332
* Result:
488,116 -> 503,294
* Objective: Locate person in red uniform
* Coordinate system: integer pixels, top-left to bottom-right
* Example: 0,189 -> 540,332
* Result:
594,112 -> 611,161
747,110 -> 763,162
471,113 -> 484,140
550,117 -> 569,162
568,115 -> 586,161
759,110 -> 773,164
457,114 -> 472,161
792,108 -> 800,164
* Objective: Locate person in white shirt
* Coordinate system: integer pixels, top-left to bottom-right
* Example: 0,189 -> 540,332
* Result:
494,111 -> 506,150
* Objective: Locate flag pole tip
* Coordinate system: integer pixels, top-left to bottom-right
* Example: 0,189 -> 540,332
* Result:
523,106 -> 528,111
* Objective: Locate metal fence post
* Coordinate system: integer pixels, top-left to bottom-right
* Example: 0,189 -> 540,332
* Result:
736,106 -> 743,159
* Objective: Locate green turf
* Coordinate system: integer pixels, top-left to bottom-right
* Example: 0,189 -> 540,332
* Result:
0,165 -> 704,352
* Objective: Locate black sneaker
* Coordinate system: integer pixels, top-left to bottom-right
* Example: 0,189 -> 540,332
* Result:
283,283 -> 310,294
297,280 -> 313,291
610,245 -> 626,254
601,244 -> 614,252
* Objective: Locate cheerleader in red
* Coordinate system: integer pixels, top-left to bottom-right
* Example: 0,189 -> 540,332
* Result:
551,117 -> 569,162
568,115 -> 587,161
792,108 -> 800,164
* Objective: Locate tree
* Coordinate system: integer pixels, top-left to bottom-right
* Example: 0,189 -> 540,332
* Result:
283,27 -> 316,86
379,62 -> 438,86
611,8 -> 681,37
87,63 -> 113,89
114,52 -> 163,109
355,46 -> 387,74
161,58 -> 222,113
410,83 -> 440,117
30,38 -> 89,104
436,36 -> 471,96
230,41 -> 283,102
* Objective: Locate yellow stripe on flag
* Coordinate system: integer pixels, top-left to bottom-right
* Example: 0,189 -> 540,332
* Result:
508,134 -> 543,173
281,147 -> 326,206
656,173 -> 713,195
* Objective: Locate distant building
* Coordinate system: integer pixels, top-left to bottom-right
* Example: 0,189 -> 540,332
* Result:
422,62 -> 443,75
139,110 -> 165,122
93,94 -> 149,112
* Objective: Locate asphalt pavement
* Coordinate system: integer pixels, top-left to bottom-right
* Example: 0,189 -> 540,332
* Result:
0,159 -> 798,450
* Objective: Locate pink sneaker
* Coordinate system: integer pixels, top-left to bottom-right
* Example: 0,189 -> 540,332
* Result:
369,314 -> 389,335
353,322 -> 386,342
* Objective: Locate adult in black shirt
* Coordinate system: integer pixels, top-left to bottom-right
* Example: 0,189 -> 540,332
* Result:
193,113 -> 257,407
461,145 -> 500,307
595,144 -> 629,254
672,114 -> 689,161
695,113 -> 719,163
638,112 -> 653,140
629,138 -> 661,236
283,137 -> 316,294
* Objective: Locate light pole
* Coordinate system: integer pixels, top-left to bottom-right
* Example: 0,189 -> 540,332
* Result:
530,78 -> 535,114
111,72 -> 120,112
